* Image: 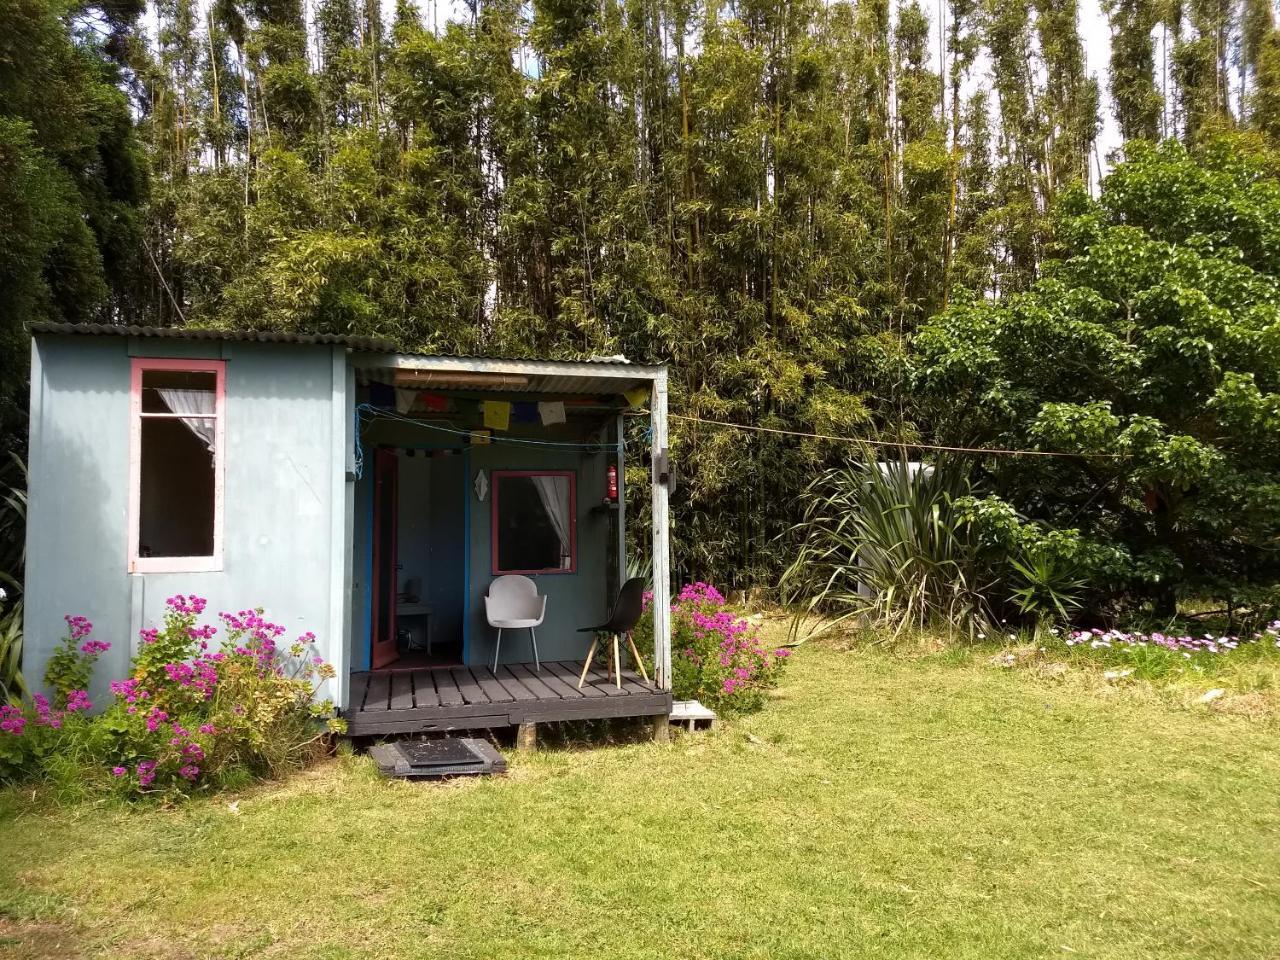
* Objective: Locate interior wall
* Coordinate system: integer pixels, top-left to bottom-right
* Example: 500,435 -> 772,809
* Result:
349,405 -> 621,670
397,453 -> 431,601
427,453 -> 466,644
468,444 -> 612,668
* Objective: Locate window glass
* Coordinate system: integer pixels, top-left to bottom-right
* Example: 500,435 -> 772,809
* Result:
132,361 -> 222,567
493,472 -> 574,573
141,369 -> 217,414
138,417 -> 215,557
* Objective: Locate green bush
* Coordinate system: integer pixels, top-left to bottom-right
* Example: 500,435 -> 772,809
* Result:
783,455 -> 992,639
632,582 -> 790,713
0,594 -> 341,800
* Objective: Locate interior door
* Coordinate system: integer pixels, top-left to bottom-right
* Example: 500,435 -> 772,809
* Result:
371,447 -> 399,669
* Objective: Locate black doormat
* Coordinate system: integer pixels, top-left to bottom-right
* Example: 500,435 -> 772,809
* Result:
368,738 -> 507,779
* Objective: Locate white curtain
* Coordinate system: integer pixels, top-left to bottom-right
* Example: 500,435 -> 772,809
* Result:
531,475 -> 571,568
157,389 -> 216,452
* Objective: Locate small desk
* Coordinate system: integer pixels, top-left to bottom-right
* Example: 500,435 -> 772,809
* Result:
396,602 -> 433,653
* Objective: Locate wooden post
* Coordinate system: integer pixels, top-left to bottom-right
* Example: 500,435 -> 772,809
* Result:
651,713 -> 670,743
615,412 -> 627,597
650,373 -> 673,692
516,722 -> 537,752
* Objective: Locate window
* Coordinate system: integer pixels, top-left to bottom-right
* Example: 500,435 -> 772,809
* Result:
129,358 -> 224,572
491,471 -> 576,574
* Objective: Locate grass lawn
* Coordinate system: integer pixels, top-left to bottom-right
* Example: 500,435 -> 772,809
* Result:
1,637 -> 1279,959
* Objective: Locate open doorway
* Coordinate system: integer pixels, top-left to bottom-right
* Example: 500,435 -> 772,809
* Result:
370,447 -> 467,670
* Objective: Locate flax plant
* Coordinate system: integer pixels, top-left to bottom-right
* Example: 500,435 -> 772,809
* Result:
783,454 -> 991,642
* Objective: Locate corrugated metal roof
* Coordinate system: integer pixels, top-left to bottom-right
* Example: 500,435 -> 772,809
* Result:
27,322 -> 398,352
26,324 -> 653,369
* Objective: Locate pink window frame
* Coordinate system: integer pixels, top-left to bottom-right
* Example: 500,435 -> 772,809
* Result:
491,470 -> 577,575
128,358 -> 226,573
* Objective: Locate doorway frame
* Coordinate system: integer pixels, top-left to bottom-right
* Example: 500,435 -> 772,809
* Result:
365,442 -> 472,671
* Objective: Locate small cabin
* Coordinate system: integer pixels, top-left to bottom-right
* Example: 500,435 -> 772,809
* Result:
22,324 -> 675,736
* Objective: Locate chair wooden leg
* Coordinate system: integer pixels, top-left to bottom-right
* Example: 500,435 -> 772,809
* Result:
626,632 -> 650,683
612,634 -> 622,688
577,634 -> 599,688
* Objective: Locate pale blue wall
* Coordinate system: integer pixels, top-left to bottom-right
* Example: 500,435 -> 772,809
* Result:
23,335 -> 348,706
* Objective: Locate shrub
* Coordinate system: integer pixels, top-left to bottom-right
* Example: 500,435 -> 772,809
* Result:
634,582 -> 790,713
43,615 -> 109,707
1,595 -> 342,800
782,455 -> 992,639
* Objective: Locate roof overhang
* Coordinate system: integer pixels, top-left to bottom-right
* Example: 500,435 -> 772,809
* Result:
354,353 -> 666,397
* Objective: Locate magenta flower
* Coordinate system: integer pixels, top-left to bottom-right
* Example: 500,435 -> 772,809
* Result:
110,766 -> 127,778
0,704 -> 25,736
64,690 -> 92,713
79,638 -> 111,657
63,615 -> 93,640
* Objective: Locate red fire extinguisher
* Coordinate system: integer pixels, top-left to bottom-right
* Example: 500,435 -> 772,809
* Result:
606,463 -> 619,503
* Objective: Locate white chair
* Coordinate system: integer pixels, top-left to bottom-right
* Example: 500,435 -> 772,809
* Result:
485,575 -> 546,672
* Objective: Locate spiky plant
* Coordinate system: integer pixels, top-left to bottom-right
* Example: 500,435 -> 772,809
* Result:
782,453 -> 991,642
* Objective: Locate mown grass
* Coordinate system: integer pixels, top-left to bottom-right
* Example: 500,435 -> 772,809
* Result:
1,633 -> 1279,960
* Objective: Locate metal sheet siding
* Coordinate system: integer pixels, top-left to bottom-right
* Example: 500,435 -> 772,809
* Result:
22,338 -> 347,703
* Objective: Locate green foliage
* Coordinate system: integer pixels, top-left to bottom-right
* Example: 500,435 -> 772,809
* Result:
915,137 -> 1280,621
0,0 -> 148,440
783,455 -> 992,638
0,599 -> 24,705
1007,548 -> 1086,624
2,596 -> 340,799
631,583 -> 790,712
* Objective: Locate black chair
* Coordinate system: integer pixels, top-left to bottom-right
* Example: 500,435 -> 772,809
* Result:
577,577 -> 649,689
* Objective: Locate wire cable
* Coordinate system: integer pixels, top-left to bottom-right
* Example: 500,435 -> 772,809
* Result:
665,412 -> 1128,460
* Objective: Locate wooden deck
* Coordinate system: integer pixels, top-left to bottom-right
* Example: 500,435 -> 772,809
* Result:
344,661 -> 672,736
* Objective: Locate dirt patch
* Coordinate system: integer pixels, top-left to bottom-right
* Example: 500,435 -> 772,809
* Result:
1210,691 -> 1275,720
0,919 -> 84,960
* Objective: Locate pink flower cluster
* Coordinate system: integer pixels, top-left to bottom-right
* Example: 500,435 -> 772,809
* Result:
670,583 -> 790,701
166,594 -> 207,616
109,677 -> 149,705
63,615 -> 93,641
162,657 -> 219,699
0,704 -> 25,736
65,690 -> 92,712
678,582 -> 727,605
1067,623 -> 1280,656
79,639 -> 111,656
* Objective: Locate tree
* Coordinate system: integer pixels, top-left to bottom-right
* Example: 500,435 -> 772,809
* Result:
1105,0 -> 1162,142
0,0 -> 148,438
914,136 -> 1280,620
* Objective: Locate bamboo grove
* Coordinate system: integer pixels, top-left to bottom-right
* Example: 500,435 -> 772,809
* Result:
8,0 -> 1280,589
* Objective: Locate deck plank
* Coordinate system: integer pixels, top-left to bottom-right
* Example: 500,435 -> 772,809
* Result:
582,665 -> 630,696
411,669 -> 441,708
515,662 -> 584,699
432,668 -> 466,706
364,673 -> 392,712
493,666 -> 539,701
450,667 -> 491,705
348,673 -> 370,711
543,661 -> 607,698
468,667 -> 515,703
592,664 -> 652,695
503,663 -> 561,700
389,672 -> 414,710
